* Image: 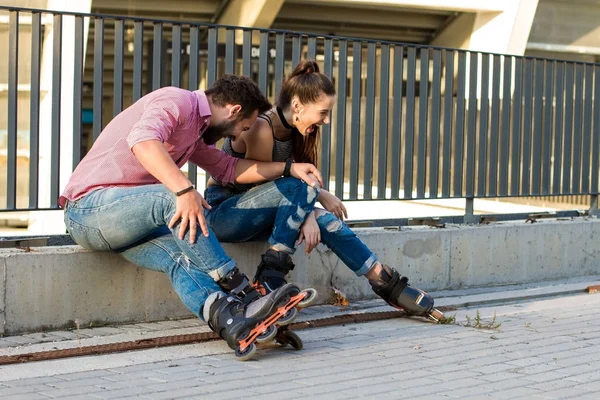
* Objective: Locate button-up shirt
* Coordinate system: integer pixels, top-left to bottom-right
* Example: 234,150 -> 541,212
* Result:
59,86 -> 238,207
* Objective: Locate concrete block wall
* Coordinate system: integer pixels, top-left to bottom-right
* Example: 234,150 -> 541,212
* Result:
2,217 -> 600,335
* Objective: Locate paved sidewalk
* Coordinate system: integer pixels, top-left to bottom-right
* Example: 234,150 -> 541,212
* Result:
1,282 -> 600,399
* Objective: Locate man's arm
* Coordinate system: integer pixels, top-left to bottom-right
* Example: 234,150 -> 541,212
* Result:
132,139 -> 211,241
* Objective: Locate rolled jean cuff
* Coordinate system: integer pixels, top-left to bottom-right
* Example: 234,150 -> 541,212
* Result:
207,259 -> 237,281
267,238 -> 296,255
354,254 -> 378,276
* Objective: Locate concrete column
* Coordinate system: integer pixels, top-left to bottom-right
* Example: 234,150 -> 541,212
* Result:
217,0 -> 284,29
432,0 -> 539,56
28,0 -> 92,235
216,0 -> 284,45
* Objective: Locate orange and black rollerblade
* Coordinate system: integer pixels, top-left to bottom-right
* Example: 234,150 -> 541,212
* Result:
204,283 -> 310,361
369,265 -> 444,322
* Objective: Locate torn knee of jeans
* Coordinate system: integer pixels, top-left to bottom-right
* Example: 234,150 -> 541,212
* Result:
176,254 -> 192,269
315,210 -> 342,232
306,185 -> 319,203
296,206 -> 306,220
326,219 -> 343,232
286,215 -> 303,230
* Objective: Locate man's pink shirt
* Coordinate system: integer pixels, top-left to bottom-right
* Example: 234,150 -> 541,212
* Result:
59,87 -> 238,207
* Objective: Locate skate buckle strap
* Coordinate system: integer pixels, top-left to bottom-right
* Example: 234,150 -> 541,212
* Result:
388,272 -> 409,302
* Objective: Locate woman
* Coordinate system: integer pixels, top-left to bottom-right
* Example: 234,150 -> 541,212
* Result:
205,60 -> 442,321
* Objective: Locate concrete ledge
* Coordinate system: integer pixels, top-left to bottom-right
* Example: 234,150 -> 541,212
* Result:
2,217 -> 600,335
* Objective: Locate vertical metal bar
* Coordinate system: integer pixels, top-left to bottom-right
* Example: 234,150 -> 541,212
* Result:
572,64 -> 584,193
542,61 -> 554,195
416,48 -> 429,199
188,26 -> 200,90
349,41 -> 362,200
258,31 -> 269,94
465,52 -> 478,199
6,11 -> 18,209
335,40 -> 348,199
152,23 -> 163,89
590,193 -> 598,213
441,50 -> 454,198
242,30 -> 252,77
274,33 -> 285,99
531,60 -> 544,196
171,24 -> 182,87
453,51 -> 467,197
499,56 -> 512,196
93,17 -> 104,141
510,58 -> 523,196
133,21 -> 144,101
292,35 -> 302,67
404,46 -> 417,199
488,54 -> 501,197
307,36 -> 317,60
73,15 -> 84,169
429,49 -> 442,198
113,19 -> 125,116
581,64 -> 593,194
377,44 -> 390,199
51,14 -> 63,207
363,42 -> 376,199
390,46 -> 404,199
187,26 -> 199,187
225,28 -> 235,74
562,64 -> 574,193
30,12 -> 42,208
477,54 -> 490,197
521,58 -> 533,196
592,65 -> 600,194
552,62 -> 564,195
321,38 -> 334,190
207,28 -> 218,86
531,59 -> 544,195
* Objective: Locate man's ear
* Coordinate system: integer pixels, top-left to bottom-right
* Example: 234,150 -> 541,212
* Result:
228,104 -> 242,119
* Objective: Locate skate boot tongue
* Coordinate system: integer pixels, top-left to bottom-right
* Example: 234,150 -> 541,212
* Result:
368,264 -> 398,288
217,267 -> 260,304
255,250 -> 296,292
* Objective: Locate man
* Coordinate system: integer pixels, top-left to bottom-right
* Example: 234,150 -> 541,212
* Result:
60,75 -> 322,358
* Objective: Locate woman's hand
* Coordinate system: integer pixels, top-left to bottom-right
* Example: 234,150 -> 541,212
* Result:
318,190 -> 348,220
297,211 -> 321,254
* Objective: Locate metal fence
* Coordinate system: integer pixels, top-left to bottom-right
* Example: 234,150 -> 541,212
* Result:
1,6 -> 599,213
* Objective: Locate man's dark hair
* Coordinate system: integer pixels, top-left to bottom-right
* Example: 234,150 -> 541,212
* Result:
205,75 -> 271,118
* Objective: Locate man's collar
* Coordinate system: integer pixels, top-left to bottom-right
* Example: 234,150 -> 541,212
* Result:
194,90 -> 212,118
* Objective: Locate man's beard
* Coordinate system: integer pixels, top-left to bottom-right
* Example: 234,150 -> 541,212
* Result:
202,119 -> 238,145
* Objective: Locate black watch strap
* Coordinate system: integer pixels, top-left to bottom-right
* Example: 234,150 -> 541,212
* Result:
176,185 -> 195,196
283,158 -> 293,177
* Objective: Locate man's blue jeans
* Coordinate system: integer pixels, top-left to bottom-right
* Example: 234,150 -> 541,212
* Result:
63,184 -> 234,319
205,178 -> 378,276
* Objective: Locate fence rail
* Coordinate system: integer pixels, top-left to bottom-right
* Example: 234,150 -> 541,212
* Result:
1,6 -> 599,214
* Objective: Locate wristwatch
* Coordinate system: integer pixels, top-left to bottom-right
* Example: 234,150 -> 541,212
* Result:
283,158 -> 293,177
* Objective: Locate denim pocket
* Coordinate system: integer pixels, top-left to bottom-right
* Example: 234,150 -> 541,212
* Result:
66,217 -> 111,251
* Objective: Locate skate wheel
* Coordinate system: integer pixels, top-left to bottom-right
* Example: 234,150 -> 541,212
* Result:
297,288 -> 318,308
428,308 -> 444,322
235,342 -> 256,361
280,330 -> 303,350
255,324 -> 277,344
276,306 -> 298,326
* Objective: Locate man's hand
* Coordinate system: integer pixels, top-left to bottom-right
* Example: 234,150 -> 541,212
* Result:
298,211 -> 321,254
318,190 -> 348,220
168,190 -> 212,243
290,163 -> 323,188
